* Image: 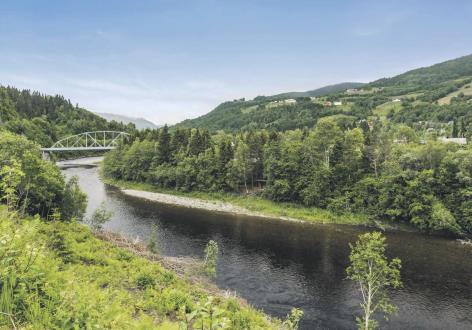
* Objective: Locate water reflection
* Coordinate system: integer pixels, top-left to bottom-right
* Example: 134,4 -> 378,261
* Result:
61,160 -> 472,329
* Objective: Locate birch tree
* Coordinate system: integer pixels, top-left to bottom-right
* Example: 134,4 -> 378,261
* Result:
346,232 -> 402,330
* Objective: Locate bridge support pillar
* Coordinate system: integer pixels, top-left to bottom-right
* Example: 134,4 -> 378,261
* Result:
42,151 -> 50,161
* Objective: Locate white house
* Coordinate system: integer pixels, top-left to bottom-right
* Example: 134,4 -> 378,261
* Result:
345,88 -> 359,94
392,98 -> 402,103
333,101 -> 342,106
283,99 -> 297,105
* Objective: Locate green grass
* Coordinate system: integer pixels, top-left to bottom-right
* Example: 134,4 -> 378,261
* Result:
240,105 -> 258,114
437,83 -> 472,105
374,101 -> 403,117
102,177 -> 370,226
0,207 -> 281,329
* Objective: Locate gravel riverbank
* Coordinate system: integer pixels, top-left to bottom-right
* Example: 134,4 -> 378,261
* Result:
121,189 -> 303,222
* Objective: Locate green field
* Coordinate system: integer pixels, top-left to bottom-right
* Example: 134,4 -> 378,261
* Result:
438,83 -> 472,104
373,101 -> 403,117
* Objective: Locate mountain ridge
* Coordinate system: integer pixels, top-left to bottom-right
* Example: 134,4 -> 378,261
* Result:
270,82 -> 365,99
175,54 -> 472,132
95,112 -> 159,129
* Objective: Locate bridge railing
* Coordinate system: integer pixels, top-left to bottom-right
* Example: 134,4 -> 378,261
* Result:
41,131 -> 130,151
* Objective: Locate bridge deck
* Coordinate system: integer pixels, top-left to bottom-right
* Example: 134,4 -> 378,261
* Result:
41,147 -> 116,151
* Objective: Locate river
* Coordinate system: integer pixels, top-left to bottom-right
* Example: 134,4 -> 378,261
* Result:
60,157 -> 471,329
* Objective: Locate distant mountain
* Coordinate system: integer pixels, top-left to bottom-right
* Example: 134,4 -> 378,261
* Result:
95,112 -> 159,129
175,54 -> 472,132
175,82 -> 366,131
270,82 -> 365,99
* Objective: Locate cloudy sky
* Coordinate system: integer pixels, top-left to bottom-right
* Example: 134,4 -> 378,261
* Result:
1,0 -> 471,124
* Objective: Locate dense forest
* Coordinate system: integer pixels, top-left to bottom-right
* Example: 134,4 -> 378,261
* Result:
103,121 -> 472,236
0,128 -> 283,328
0,86 -> 134,147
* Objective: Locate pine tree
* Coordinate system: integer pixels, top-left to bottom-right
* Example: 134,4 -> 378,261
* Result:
187,129 -> 203,156
451,121 -> 458,138
157,125 -> 171,164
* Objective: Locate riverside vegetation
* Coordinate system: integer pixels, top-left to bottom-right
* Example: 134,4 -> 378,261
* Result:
103,121 -> 472,236
0,129 -> 306,329
103,55 -> 472,237
0,128 -> 400,329
0,207 -> 290,329
347,232 -> 402,330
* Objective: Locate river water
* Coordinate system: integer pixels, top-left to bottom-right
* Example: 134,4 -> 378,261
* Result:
60,157 -> 471,329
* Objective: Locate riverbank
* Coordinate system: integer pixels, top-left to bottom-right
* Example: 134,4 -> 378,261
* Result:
94,230 -> 240,297
0,207 -> 282,329
103,176 -> 373,227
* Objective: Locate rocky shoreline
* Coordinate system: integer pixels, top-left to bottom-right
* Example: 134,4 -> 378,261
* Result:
121,188 -> 304,223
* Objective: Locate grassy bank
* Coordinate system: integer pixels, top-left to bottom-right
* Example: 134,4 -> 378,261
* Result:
102,176 -> 371,226
0,208 -> 281,329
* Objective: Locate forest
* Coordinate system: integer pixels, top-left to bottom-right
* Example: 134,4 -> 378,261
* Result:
0,127 -> 289,329
103,120 -> 472,236
0,86 -> 134,147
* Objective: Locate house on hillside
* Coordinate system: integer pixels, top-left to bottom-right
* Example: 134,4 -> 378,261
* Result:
324,101 -> 333,107
345,88 -> 359,94
283,99 -> 297,105
392,98 -> 402,103
333,101 -> 342,106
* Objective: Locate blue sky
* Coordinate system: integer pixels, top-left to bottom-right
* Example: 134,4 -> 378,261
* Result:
1,1 -> 471,124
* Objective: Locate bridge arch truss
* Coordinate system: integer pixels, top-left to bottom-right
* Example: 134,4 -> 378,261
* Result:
41,131 -> 130,152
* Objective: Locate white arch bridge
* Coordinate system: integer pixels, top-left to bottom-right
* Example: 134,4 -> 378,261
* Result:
41,131 -> 130,153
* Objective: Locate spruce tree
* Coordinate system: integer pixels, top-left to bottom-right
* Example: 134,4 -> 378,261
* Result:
157,125 -> 171,164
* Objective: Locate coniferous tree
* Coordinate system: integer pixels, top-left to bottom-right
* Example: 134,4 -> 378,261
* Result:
156,125 -> 171,164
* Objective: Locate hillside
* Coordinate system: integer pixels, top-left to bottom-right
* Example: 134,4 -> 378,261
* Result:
96,112 -> 159,129
175,55 -> 472,132
270,82 -> 365,99
0,86 -> 134,147
0,207 -> 281,329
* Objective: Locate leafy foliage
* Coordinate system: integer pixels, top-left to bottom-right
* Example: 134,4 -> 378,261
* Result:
0,131 -> 86,218
203,240 -> 219,277
147,223 -> 160,254
282,308 -> 304,330
105,120 -> 472,236
0,208 -> 281,329
89,202 -> 112,231
347,232 -> 402,330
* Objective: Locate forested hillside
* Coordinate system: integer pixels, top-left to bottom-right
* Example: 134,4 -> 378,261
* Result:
0,86 -> 134,147
269,82 -> 365,99
176,55 -> 472,134
104,55 -> 472,237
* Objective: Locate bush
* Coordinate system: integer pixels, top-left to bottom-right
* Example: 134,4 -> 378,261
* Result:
0,210 -> 281,328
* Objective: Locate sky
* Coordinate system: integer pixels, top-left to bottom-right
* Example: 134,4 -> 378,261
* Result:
1,1 -> 471,125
